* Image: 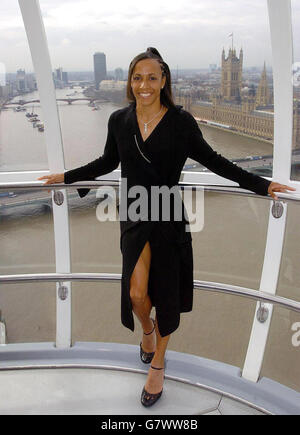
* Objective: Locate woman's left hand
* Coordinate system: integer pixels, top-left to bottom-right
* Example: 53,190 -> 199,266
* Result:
268,181 -> 296,200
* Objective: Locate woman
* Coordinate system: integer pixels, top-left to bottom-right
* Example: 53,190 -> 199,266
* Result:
38,47 -> 295,407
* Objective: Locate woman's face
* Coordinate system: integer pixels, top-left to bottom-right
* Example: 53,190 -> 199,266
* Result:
131,58 -> 166,108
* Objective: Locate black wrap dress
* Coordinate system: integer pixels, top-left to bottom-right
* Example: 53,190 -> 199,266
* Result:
64,103 -> 271,337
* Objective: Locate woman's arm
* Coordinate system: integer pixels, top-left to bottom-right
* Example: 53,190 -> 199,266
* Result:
38,112 -> 120,197
186,112 -> 271,196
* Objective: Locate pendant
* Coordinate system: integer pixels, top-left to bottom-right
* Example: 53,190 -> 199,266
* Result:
144,124 -> 148,133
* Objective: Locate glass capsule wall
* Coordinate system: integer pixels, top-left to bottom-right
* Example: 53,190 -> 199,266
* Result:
0,1 -> 48,172
37,0 -> 275,175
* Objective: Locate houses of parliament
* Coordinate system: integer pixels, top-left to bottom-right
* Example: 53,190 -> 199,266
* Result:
177,47 -> 300,149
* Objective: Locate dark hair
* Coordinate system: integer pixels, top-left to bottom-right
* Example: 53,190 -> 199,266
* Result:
126,47 -> 176,109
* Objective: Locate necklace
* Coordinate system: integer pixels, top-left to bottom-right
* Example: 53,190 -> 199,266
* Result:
137,106 -> 164,133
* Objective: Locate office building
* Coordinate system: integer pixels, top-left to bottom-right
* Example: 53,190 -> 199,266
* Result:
94,52 -> 107,90
16,69 -> 27,92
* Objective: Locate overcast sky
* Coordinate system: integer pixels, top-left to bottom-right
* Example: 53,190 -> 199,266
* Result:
0,0 -> 299,73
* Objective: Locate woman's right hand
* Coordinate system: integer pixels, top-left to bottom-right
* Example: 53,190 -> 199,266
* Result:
37,173 -> 64,192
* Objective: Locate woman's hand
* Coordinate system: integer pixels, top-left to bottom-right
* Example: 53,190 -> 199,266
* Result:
268,181 -> 296,200
37,173 -> 64,193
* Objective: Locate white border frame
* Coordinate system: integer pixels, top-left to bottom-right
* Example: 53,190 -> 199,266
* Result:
0,0 -> 298,371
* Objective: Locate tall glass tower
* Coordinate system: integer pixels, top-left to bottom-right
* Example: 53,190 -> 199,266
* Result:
93,52 -> 107,90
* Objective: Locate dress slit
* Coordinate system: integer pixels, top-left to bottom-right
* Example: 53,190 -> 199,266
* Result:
120,222 -> 156,333
129,239 -> 151,290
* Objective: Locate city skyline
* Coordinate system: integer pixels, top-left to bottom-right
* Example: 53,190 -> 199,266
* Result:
1,0 -> 299,73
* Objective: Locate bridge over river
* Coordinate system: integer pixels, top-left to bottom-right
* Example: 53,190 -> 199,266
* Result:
1,97 -> 109,108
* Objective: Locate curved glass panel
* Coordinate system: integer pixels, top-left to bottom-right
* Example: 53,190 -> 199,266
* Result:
0,282 -> 56,343
38,0 -> 273,176
71,280 -> 256,369
72,281 -> 122,343
277,200 -> 300,303
291,0 -> 300,180
58,101 -> 120,171
171,292 -> 257,367
39,0 -> 123,170
193,191 -> 269,288
68,188 -> 269,287
261,307 -> 300,393
0,0 -> 48,172
68,188 -> 121,273
0,189 -> 55,274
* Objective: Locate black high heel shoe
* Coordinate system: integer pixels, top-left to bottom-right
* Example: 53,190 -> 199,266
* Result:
141,365 -> 165,407
140,318 -> 156,364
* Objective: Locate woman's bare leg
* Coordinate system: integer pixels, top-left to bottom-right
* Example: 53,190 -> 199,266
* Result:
144,322 -> 170,394
130,241 -> 170,394
130,241 -> 155,353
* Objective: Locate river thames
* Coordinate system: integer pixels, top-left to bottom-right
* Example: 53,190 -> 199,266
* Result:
0,87 -> 273,173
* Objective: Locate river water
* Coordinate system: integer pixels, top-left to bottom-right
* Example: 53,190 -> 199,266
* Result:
0,87 -> 273,173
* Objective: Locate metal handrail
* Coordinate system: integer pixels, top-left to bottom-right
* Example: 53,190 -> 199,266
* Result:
0,180 -> 299,202
0,272 -> 300,314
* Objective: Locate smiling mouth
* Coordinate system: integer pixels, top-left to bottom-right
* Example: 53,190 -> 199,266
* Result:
139,93 -> 152,98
